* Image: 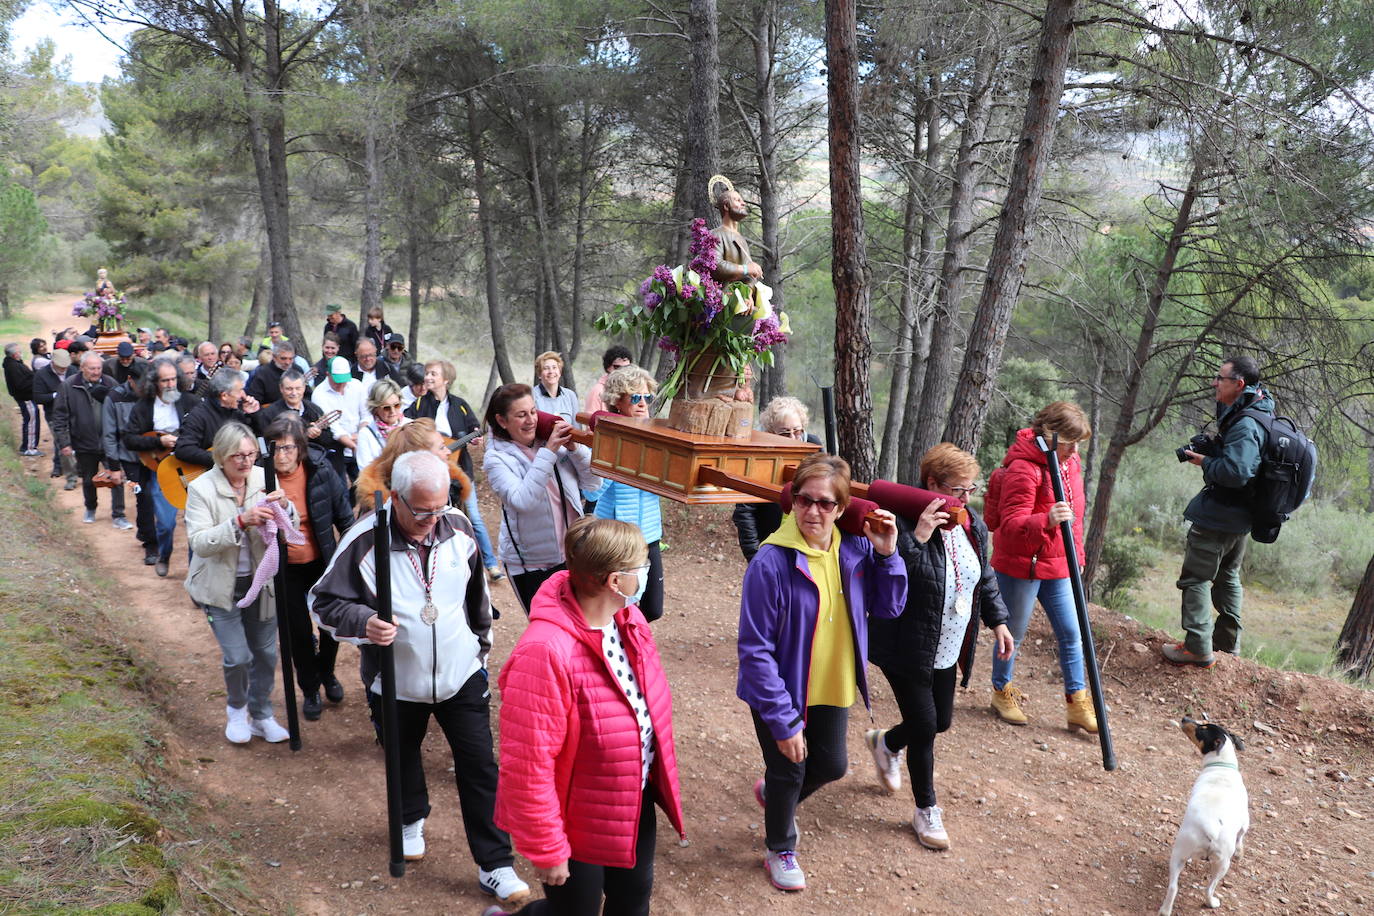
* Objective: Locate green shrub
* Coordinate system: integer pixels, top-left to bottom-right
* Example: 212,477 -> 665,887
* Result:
1095,536 -> 1149,609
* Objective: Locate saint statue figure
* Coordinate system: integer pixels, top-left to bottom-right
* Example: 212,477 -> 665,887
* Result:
95,267 -> 118,299
707,175 -> 763,287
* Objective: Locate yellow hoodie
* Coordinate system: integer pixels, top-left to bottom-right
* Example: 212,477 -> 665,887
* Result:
763,513 -> 856,708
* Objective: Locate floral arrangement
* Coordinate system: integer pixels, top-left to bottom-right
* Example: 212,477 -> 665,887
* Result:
595,218 -> 790,405
72,291 -> 127,330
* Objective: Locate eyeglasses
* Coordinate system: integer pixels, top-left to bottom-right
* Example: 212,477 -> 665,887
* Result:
227,451 -> 258,463
627,393 -> 655,406
1213,374 -> 1241,382
397,492 -> 451,522
794,493 -> 839,513
778,427 -> 806,439
273,443 -> 298,453
943,482 -> 979,497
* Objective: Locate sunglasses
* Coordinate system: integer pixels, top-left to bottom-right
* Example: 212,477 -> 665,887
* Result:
794,493 -> 839,513
627,393 -> 655,406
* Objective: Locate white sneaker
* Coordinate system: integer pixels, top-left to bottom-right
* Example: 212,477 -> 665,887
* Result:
250,716 -> 289,743
865,728 -> 903,794
82,509 -> 96,523
224,705 -> 251,744
402,818 -> 425,861
763,849 -> 806,891
913,804 -> 950,850
478,865 -> 531,905
113,517 -> 135,530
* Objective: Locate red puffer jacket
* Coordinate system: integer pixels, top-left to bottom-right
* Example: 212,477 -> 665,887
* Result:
495,571 -> 686,869
988,427 -> 1086,580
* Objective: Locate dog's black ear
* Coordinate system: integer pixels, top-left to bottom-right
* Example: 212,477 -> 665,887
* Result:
1196,724 -> 1227,755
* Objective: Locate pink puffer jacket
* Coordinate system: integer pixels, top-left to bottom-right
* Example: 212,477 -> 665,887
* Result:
495,571 -> 686,869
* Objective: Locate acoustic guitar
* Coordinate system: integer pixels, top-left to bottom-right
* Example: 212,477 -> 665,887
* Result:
138,430 -> 176,471
157,410 -> 342,509
442,428 -> 481,453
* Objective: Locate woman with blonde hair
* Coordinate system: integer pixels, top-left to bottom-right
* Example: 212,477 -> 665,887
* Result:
986,400 -> 1096,735
532,350 -> 579,425
593,365 -> 667,622
867,443 -> 1013,850
355,377 -> 406,474
493,517 -> 685,914
732,396 -> 820,561
354,417 -> 470,517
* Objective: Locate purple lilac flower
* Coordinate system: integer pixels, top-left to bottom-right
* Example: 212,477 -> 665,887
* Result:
656,335 -> 680,354
652,264 -> 677,299
752,315 -> 787,352
688,217 -> 719,276
701,276 -> 723,308
640,277 -> 663,310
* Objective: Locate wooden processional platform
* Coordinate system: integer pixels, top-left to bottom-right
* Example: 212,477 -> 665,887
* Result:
574,413 -> 819,505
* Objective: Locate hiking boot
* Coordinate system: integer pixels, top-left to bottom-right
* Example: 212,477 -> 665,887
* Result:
990,684 -> 1029,725
913,805 -> 950,850
155,557 -> 169,577
1066,689 -> 1099,734
302,692 -> 322,721
478,866 -> 531,906
143,551 -> 158,566
1161,641 -> 1215,668
225,704 -> 251,744
322,674 -> 344,704
763,849 -> 805,891
402,818 -> 426,861
865,728 -> 903,794
250,716 -> 290,743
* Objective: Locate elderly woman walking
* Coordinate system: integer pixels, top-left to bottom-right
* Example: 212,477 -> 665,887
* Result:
184,421 -> 295,744
489,517 -> 686,916
737,453 -> 906,892
866,443 -> 1014,851
732,396 -> 821,561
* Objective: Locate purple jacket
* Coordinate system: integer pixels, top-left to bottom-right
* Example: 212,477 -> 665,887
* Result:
737,533 -> 907,740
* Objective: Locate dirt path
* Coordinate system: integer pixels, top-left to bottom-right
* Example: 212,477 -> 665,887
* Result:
13,292 -> 1374,915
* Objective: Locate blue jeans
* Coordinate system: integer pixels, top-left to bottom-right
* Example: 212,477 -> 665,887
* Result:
990,573 -> 1085,694
204,590 -> 278,721
462,488 -> 498,569
147,474 -> 179,560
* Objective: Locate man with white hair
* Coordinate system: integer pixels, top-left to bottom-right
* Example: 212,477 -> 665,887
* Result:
308,451 -> 530,908
53,351 -> 125,526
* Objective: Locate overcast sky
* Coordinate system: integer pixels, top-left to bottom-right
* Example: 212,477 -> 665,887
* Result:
11,2 -> 135,83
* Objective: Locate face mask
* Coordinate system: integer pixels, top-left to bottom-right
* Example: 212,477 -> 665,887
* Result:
613,566 -> 649,608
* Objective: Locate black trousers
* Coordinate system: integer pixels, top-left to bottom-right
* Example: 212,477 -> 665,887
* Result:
638,541 -> 664,623
76,451 -> 125,516
280,558 -> 337,695
513,786 -> 657,916
511,565 -> 565,615
121,461 -> 156,551
751,705 -> 849,851
395,668 -> 514,870
877,664 -> 956,808
43,405 -> 61,475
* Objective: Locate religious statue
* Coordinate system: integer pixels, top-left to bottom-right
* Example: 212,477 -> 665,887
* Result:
707,175 -> 763,287
95,267 -> 118,299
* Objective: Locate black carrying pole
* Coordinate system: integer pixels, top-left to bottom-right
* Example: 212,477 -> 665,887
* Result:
262,460 -> 301,751
820,385 -> 838,455
1037,434 -> 1117,771
374,491 -> 406,878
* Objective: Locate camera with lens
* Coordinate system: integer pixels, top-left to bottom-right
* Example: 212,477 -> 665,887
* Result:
1175,432 -> 1219,463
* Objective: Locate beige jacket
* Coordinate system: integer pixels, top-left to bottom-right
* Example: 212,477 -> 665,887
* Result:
184,465 -> 294,615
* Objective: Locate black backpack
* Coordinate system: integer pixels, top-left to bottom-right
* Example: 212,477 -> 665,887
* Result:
1229,407 -> 1317,543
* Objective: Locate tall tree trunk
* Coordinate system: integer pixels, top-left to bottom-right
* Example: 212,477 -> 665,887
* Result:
243,248 -> 269,339
526,118 -> 566,360
687,0 -> 721,224
752,0 -> 786,406
466,93 -> 513,383
259,0 -> 305,359
943,0 -> 1079,453
359,0 -> 383,320
206,284 -> 220,344
826,0 -> 875,479
1083,350 -> 1104,506
908,47 -> 997,462
407,227 -> 421,353
568,103 -> 600,393
1337,553 -> 1374,681
1083,157 -> 1204,584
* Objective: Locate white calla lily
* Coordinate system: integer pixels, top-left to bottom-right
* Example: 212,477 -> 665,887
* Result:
750,282 -> 774,321
671,265 -> 685,291
686,268 -> 701,288
777,311 -> 791,335
731,286 -> 752,315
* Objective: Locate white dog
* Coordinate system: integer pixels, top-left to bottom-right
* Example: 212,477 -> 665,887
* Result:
1159,717 -> 1250,915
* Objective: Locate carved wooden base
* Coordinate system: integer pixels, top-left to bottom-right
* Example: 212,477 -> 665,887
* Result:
665,396 -> 753,439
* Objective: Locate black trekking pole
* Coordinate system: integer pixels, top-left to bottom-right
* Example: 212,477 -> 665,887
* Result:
374,491 -> 406,878
820,385 -> 838,455
263,459 -> 301,751
1036,434 -> 1117,772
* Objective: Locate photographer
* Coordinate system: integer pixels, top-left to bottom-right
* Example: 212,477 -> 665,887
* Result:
1164,355 -> 1271,668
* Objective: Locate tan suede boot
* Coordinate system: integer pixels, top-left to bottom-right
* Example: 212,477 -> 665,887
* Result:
990,685 -> 1029,725
1066,689 -> 1099,734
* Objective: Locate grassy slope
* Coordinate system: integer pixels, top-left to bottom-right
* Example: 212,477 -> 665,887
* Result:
0,396 -> 265,914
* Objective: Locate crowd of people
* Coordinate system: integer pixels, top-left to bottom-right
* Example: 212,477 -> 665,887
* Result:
4,291 -> 1276,911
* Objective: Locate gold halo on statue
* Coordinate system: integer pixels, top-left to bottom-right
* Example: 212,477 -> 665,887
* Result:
707,174 -> 735,203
